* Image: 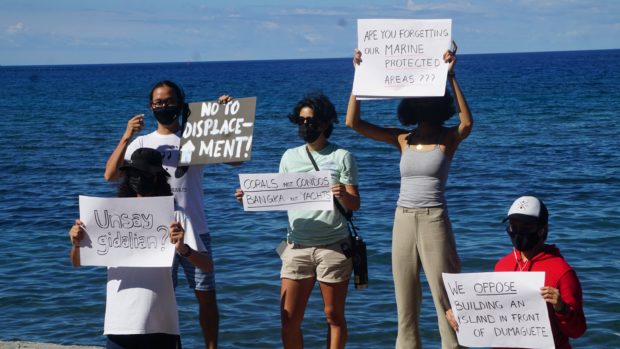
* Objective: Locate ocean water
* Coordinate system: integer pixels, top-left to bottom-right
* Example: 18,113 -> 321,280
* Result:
0,49 -> 619,348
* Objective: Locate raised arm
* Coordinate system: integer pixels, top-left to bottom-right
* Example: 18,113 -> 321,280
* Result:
104,114 -> 145,181
345,94 -> 406,149
346,49 -> 406,148
444,43 -> 473,151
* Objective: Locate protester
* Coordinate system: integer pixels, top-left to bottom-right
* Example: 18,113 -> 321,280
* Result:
235,93 -> 360,349
70,147 -> 213,349
345,42 -> 472,348
104,81 -> 230,349
450,195 -> 587,349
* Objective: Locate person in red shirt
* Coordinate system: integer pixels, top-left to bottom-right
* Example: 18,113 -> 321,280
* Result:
448,195 -> 587,348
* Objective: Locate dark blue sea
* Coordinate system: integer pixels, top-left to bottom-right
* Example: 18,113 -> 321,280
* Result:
1,50 -> 619,348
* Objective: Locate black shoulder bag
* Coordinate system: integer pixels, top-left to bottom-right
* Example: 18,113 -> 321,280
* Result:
305,147 -> 368,289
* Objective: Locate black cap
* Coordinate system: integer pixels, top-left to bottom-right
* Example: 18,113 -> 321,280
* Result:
120,148 -> 169,177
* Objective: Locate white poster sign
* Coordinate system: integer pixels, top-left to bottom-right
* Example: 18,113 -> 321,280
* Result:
353,19 -> 452,98
239,172 -> 333,211
78,195 -> 175,267
443,272 -> 554,348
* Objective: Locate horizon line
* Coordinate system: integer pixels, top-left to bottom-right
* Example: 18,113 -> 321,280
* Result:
2,47 -> 618,68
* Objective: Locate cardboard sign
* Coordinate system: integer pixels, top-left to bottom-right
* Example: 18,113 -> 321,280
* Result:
443,272 -> 554,348
353,19 -> 452,98
239,171 -> 334,211
179,97 -> 256,165
78,195 -> 175,267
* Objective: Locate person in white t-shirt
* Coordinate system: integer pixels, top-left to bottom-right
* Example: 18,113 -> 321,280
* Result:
70,147 -> 213,349
104,81 -> 230,349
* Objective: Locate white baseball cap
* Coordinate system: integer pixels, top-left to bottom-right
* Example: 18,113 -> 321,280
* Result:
503,196 -> 548,224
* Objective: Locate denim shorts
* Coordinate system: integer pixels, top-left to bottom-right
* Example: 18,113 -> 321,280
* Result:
172,233 -> 216,292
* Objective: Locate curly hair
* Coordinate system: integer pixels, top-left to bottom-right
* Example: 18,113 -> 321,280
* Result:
117,171 -> 173,198
397,89 -> 456,126
287,93 -> 338,139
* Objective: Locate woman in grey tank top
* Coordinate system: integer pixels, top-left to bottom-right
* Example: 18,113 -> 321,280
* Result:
346,43 -> 473,349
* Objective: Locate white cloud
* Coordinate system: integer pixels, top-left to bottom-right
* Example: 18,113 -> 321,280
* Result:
303,33 -> 322,43
261,21 -> 279,29
7,21 -> 24,35
404,0 -> 481,13
293,8 -> 346,16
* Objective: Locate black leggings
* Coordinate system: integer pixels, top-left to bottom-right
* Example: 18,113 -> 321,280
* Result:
106,333 -> 182,349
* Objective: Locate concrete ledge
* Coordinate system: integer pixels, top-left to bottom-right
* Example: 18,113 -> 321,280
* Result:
0,341 -> 103,349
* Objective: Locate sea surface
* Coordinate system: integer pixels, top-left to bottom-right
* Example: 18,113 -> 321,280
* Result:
0,50 -> 619,348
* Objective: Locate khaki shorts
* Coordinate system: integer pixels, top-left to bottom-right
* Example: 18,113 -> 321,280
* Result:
280,238 -> 353,283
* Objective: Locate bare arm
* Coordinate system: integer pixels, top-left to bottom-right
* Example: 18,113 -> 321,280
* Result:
444,44 -> 473,153
332,184 -> 360,211
170,222 -> 213,273
68,219 -> 84,267
449,76 -> 473,141
346,49 -> 407,149
345,94 -> 406,149
104,114 -> 145,181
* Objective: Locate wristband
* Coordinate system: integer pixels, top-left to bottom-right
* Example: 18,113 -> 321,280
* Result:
179,244 -> 192,257
447,71 -> 455,78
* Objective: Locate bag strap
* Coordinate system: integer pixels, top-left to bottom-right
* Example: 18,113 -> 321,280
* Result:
305,146 -> 359,237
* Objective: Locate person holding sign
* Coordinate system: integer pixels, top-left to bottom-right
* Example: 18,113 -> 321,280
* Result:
493,196 -> 586,348
346,43 -> 472,349
235,93 -> 360,349
70,147 -> 213,349
103,81 -> 229,349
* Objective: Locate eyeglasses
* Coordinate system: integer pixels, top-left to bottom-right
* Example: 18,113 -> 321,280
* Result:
151,98 -> 178,108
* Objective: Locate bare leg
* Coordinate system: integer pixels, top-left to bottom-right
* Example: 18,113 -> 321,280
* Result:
281,277 -> 315,349
195,290 -> 219,349
319,280 -> 349,349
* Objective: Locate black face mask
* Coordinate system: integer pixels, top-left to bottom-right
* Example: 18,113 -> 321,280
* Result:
153,106 -> 179,125
507,227 -> 541,252
298,122 -> 321,143
128,174 -> 156,196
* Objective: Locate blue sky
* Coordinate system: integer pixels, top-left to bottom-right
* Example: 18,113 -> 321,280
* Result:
1,0 -> 618,65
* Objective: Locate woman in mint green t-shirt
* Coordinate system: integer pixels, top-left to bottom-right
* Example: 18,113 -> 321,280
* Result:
236,93 -> 360,349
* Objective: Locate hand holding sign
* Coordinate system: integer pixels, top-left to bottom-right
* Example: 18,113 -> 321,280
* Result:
238,172 -> 334,211
180,97 -> 256,165
78,195 -> 176,267
443,272 -> 555,348
352,19 -> 452,98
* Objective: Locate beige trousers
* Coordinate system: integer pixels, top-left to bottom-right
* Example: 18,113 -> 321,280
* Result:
392,207 -> 462,349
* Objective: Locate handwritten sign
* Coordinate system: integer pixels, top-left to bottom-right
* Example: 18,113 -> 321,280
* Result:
353,19 -> 452,98
239,172 -> 334,211
78,195 -> 175,267
443,272 -> 554,348
179,97 -> 256,165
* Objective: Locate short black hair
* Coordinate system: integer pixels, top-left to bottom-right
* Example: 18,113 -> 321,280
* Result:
150,80 -> 190,130
397,89 -> 456,126
150,80 -> 185,107
287,93 -> 338,139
